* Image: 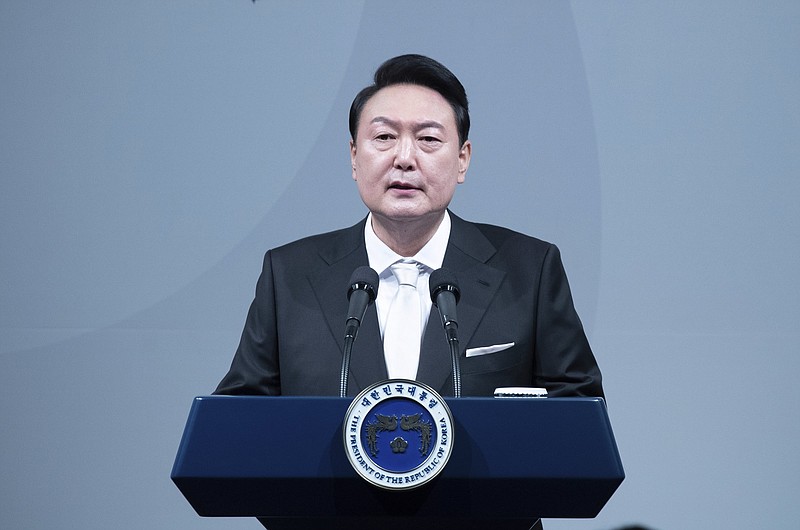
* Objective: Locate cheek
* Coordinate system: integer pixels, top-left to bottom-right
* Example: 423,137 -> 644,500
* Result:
355,177 -> 377,201
430,162 -> 463,187
355,152 -> 379,175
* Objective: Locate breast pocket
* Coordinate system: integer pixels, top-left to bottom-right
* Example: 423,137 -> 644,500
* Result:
461,341 -> 522,375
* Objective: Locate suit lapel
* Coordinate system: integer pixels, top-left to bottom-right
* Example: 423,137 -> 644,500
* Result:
416,213 -> 505,395
307,219 -> 387,395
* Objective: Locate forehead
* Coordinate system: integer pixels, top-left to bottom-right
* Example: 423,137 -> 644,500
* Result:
358,84 -> 457,131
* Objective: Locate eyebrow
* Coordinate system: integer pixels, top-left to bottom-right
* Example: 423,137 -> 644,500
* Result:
370,116 -> 445,132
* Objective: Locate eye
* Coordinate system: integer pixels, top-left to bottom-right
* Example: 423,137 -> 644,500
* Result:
419,135 -> 442,148
374,133 -> 395,141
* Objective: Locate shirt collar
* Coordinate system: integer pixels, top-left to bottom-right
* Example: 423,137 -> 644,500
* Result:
365,211 -> 451,276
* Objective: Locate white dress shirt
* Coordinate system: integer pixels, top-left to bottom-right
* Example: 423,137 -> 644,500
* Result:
364,211 -> 451,342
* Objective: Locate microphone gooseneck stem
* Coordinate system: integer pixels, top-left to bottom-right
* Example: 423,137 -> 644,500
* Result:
340,267 -> 379,398
340,327 -> 356,398
449,332 -> 461,398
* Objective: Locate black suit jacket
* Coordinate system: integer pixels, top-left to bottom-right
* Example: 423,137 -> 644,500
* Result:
215,212 -> 602,398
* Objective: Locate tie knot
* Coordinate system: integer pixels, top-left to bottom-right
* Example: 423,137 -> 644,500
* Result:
390,261 -> 419,288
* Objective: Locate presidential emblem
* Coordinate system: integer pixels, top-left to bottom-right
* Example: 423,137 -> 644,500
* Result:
343,379 -> 454,490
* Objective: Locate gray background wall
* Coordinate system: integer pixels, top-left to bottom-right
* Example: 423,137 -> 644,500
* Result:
1,2 -> 798,529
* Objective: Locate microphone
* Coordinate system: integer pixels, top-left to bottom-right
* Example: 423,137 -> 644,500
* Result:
340,266 -> 379,397
429,268 -> 463,397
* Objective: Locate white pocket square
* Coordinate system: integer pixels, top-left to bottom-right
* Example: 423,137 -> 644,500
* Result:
465,342 -> 515,358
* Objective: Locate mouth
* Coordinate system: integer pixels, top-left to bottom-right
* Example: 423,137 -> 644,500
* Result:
389,181 -> 420,191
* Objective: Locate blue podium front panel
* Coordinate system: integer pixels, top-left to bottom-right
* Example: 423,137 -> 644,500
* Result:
171,396 -> 623,521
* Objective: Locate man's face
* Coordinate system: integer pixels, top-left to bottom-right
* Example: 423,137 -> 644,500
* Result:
350,84 -> 471,228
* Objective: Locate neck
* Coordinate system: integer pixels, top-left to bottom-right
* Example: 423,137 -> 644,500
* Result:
370,212 -> 445,257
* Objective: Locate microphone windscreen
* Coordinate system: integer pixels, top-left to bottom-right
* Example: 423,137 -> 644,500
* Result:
429,268 -> 461,304
347,266 -> 379,301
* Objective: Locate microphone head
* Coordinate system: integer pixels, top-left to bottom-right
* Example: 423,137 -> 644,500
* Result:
429,268 -> 461,305
347,266 -> 379,302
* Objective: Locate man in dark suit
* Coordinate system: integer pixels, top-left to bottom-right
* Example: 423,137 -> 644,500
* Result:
215,54 -> 602,399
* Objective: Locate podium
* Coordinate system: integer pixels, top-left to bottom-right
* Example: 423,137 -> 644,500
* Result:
171,396 -> 624,530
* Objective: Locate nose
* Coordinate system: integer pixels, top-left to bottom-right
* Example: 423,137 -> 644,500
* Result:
394,136 -> 416,171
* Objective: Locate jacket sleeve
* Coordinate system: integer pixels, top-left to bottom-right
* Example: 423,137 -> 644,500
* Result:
213,251 -> 282,395
533,244 -> 604,398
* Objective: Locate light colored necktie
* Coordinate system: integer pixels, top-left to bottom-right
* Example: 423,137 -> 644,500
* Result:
383,261 -> 421,380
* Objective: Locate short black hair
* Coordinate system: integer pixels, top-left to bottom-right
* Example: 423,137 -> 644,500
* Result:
348,54 -> 470,146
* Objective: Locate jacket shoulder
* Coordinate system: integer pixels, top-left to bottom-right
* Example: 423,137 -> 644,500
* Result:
471,221 -> 552,249
267,220 -> 365,265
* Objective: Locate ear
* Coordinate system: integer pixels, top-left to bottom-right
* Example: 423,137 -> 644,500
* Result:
350,139 -> 358,181
457,140 -> 472,184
